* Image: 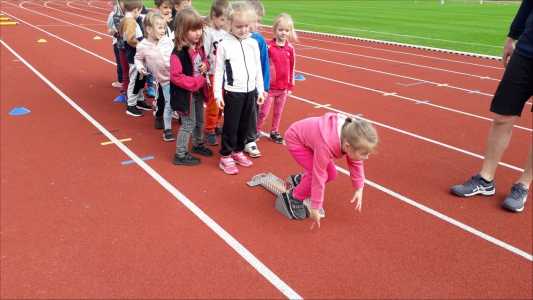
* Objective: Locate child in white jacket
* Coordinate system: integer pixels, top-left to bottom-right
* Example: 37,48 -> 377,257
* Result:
213,1 -> 264,175
134,11 -> 175,141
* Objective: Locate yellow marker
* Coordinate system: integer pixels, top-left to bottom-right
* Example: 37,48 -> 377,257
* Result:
101,138 -> 132,145
0,22 -> 18,26
38,39 -> 47,43
480,76 -> 490,79
0,17 -> 11,21
314,104 -> 331,108
437,84 -> 448,87
383,92 -> 397,96
93,36 -> 102,40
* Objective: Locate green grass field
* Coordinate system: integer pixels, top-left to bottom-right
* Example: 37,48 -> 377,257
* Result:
144,0 -> 522,56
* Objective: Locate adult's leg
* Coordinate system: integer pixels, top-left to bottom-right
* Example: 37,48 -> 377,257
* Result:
517,145 -> 532,188
479,114 -> 518,181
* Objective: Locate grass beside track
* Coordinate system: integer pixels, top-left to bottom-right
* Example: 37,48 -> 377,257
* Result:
143,0 -> 522,56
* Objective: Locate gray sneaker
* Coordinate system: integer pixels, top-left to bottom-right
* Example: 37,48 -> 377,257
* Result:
163,129 -> 175,142
451,174 -> 495,197
286,188 -> 306,220
502,183 -> 529,212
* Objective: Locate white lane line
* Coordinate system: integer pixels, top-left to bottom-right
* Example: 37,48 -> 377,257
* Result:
290,95 -> 525,173
11,2 -> 109,36
292,43 -> 500,81
293,35 -> 505,71
297,52 -> 496,97
259,25 -> 501,61
0,10 -> 115,64
296,70 -> 532,133
2,8 -> 525,172
14,1 -> 106,23
87,1 -> 113,10
335,167 -> 532,262
61,1 -> 109,15
45,1 -> 108,17
0,38 -> 303,300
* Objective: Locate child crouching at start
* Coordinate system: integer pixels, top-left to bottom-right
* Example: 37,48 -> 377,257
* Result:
284,112 -> 379,229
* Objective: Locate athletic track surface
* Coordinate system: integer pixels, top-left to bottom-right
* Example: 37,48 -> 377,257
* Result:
0,1 -> 532,298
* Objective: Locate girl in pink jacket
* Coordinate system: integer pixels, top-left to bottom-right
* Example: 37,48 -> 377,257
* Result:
257,13 -> 297,144
284,113 -> 379,228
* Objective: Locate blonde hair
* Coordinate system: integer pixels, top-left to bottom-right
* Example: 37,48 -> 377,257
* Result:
123,0 -> 143,12
143,11 -> 167,38
341,116 -> 379,152
174,8 -> 204,50
273,13 -> 298,42
244,0 -> 264,17
227,1 -> 256,26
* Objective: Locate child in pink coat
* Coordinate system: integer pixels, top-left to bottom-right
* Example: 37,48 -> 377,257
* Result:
284,113 -> 379,228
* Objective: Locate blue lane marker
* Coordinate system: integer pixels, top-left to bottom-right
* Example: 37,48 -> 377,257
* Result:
355,114 -> 363,117
9,107 -> 31,115
294,75 -> 305,81
415,100 -> 429,105
396,81 -> 427,87
121,156 -> 154,165
114,94 -> 126,102
468,90 -> 480,94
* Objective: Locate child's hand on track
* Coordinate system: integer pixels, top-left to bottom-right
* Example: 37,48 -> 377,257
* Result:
351,188 -> 363,212
310,208 -> 324,229
216,98 -> 225,109
107,28 -> 116,36
257,93 -> 265,105
287,90 -> 292,97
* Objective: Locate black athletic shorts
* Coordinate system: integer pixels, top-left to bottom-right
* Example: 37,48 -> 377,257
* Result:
490,53 -> 533,117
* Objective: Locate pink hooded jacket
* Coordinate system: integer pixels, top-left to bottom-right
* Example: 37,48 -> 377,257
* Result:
285,113 -> 365,209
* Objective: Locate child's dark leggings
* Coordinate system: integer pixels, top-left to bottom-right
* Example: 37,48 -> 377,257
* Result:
219,90 -> 255,156
113,43 -> 123,83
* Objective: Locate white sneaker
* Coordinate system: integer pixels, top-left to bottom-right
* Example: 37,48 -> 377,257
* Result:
111,81 -> 122,88
172,111 -> 180,120
244,142 -> 261,158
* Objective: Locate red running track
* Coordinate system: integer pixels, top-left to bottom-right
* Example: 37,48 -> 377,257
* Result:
1,1 -> 531,299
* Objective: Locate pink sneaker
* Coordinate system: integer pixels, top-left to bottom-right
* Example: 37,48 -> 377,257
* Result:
231,151 -> 253,167
220,156 -> 238,174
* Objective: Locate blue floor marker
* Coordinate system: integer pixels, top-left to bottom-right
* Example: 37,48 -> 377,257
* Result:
294,75 -> 305,81
121,156 -> 154,165
114,94 -> 126,102
355,114 -> 363,117
468,90 -> 480,94
415,100 -> 429,105
9,107 -> 31,115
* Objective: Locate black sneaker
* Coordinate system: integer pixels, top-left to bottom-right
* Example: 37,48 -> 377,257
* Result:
286,188 -> 306,220
290,173 -> 302,187
502,182 -> 529,212
155,116 -> 164,129
136,100 -> 153,111
126,105 -> 142,117
451,174 -> 495,197
191,143 -> 213,157
215,126 -> 223,136
173,152 -> 200,166
270,131 -> 284,144
163,129 -> 175,142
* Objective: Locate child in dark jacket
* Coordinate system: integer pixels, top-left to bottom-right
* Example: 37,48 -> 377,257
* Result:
170,8 -> 212,166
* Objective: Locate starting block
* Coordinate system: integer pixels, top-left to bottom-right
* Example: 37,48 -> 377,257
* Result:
247,173 -> 325,219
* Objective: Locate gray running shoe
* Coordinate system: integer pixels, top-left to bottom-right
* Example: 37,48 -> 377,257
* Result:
502,183 -> 529,212
451,174 -> 495,197
286,188 -> 306,220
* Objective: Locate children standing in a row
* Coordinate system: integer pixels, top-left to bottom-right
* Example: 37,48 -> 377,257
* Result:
257,13 -> 297,144
214,1 -> 265,175
171,8 -> 213,165
118,0 -> 153,116
107,0 -> 123,89
203,0 -> 229,146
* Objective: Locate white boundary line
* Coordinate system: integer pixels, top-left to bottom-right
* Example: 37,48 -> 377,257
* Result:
0,38 -> 303,300
259,25 -> 502,61
334,168 -> 533,262
295,69 -> 532,132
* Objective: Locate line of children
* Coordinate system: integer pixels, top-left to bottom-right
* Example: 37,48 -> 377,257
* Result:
203,0 -> 229,146
118,0 -> 153,117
